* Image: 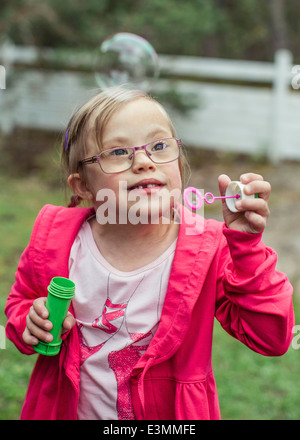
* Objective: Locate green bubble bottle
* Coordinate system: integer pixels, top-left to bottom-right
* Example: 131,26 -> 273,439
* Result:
33,277 -> 75,356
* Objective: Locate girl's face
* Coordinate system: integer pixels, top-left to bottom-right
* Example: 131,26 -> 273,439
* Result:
84,98 -> 182,224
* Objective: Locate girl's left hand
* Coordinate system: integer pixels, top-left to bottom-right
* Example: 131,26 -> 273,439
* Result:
218,173 -> 271,234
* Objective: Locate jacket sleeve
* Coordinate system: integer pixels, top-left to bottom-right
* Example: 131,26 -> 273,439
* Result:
5,244 -> 41,355
215,225 -> 295,356
4,207 -> 50,355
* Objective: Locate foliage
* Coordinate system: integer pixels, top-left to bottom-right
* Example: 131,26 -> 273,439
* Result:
1,0 -> 300,61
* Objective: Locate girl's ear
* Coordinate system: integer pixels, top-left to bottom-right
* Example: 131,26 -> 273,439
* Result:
67,173 -> 93,201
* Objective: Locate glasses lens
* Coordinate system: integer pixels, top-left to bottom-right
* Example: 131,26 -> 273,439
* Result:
97,138 -> 180,173
146,138 -> 179,163
100,147 -> 134,173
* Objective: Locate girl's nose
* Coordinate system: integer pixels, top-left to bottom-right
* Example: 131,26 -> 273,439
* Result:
131,150 -> 156,172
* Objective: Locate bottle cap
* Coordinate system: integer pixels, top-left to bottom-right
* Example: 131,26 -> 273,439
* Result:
225,181 -> 255,212
33,339 -> 62,356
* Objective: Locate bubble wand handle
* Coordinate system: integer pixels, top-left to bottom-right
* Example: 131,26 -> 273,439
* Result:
183,187 -> 240,210
213,195 -> 241,200
183,182 -> 257,212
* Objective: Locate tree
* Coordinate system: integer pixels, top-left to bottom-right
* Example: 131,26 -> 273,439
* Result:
1,0 -> 300,62
269,0 -> 288,51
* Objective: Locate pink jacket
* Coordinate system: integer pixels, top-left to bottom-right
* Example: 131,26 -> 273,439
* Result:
5,204 -> 294,420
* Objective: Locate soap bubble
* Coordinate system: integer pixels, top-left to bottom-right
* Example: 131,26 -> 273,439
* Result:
95,32 -> 159,91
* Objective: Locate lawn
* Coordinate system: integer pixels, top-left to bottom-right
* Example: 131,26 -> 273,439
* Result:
0,173 -> 65,419
0,173 -> 299,420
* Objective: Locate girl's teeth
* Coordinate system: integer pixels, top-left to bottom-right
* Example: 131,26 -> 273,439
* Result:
136,184 -> 156,189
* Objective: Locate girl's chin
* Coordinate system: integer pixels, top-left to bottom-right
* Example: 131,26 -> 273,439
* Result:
127,204 -> 169,224
118,198 -> 174,225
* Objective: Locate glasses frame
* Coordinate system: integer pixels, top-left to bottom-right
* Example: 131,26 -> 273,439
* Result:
78,137 -> 182,174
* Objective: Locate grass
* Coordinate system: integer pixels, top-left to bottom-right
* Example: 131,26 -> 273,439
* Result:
212,303 -> 300,420
0,172 -> 300,420
0,173 -> 64,420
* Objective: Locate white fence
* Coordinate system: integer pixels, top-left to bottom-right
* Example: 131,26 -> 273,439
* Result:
159,51 -> 298,163
0,42 -> 299,162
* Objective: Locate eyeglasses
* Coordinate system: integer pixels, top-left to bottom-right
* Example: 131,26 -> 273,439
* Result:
78,137 -> 181,174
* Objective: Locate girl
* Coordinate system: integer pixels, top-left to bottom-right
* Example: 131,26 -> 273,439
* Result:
5,87 -> 294,420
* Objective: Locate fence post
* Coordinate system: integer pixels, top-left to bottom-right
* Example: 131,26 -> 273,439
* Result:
269,49 -> 292,164
0,41 -> 16,134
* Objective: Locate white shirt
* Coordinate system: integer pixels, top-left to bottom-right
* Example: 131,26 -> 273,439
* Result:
69,220 -> 176,420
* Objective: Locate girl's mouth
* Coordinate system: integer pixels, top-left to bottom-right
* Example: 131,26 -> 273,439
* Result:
128,180 -> 165,193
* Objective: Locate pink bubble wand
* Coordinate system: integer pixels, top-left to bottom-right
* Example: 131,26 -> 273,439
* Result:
183,186 -> 240,210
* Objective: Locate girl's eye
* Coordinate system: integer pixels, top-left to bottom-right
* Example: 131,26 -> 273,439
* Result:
110,148 -> 129,156
152,142 -> 167,152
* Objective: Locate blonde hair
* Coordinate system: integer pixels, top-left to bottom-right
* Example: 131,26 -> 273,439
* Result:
61,86 -> 190,206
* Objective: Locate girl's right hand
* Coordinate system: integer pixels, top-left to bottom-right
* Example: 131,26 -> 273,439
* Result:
22,297 -> 76,346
